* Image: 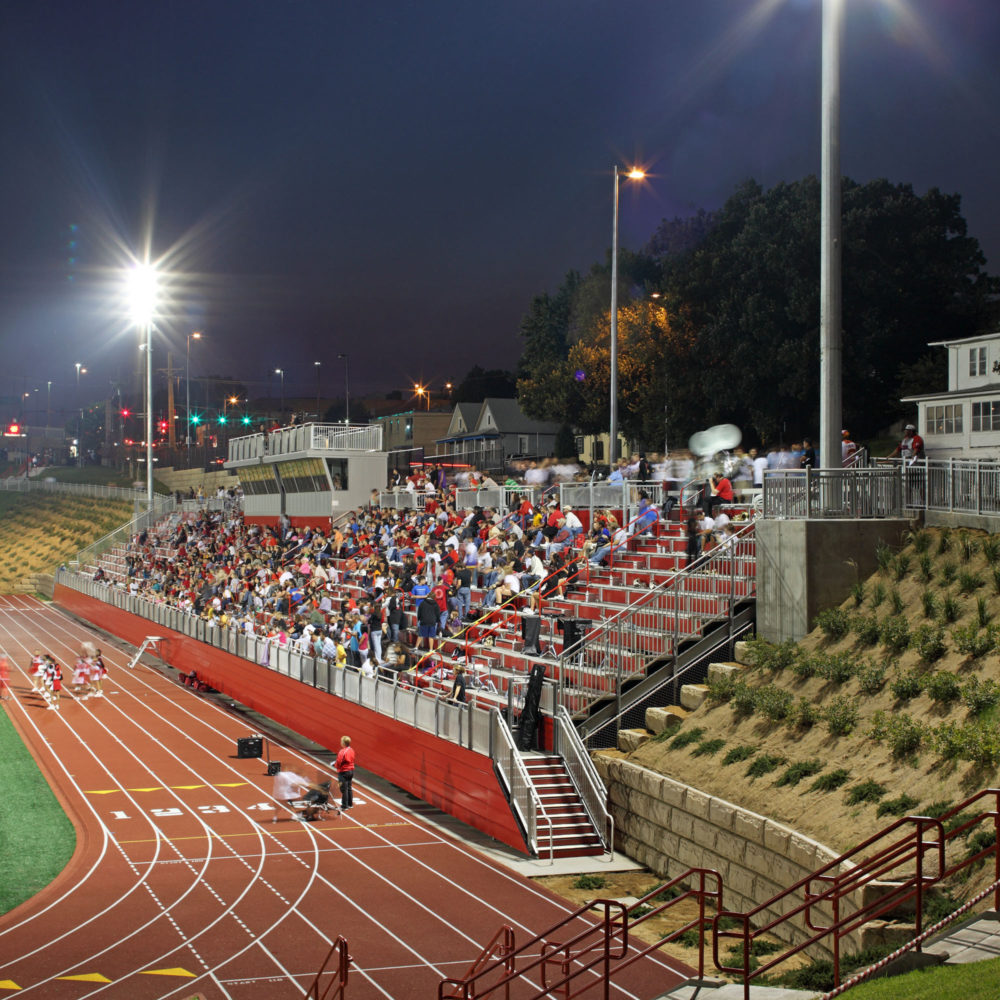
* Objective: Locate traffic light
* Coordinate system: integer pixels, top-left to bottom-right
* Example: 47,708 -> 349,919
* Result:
218,414 -> 227,425
241,414 -> 252,426
120,408 -> 131,418
4,422 -> 23,437
191,414 -> 201,425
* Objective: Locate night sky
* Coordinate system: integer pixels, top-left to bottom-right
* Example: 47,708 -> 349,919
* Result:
1,0 -> 998,421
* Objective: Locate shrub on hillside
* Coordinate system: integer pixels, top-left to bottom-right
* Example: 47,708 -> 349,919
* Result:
870,582 -> 886,609
924,670 -> 962,705
845,780 -> 886,806
730,682 -> 757,718
775,760 -> 824,787
691,738 -> 726,757
961,676 -> 1000,716
721,745 -> 757,766
814,607 -> 850,641
668,727 -> 706,750
852,614 -> 881,647
876,793 -> 920,818
870,710 -> 923,759
918,552 -> 933,582
790,697 -> 821,731
810,768 -> 851,793
951,622 -> 995,659
824,696 -> 859,737
892,554 -> 911,582
755,685 -> 795,723
913,623 -> 947,663
746,754 -> 787,779
879,615 -> 910,653
707,674 -> 737,703
815,651 -> 855,685
958,570 -> 984,595
856,660 -> 887,695
889,669 -> 924,702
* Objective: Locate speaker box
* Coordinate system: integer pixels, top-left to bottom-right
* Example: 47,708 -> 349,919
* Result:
237,736 -> 263,759
521,614 -> 542,657
266,760 -> 282,776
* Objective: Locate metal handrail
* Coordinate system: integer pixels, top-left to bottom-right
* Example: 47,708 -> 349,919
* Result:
306,936 -> 351,1000
555,519 -> 756,713
553,705 -> 613,856
490,708 -> 553,863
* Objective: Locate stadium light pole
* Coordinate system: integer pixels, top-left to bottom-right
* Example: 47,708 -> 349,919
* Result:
186,331 -> 201,446
338,353 -> 349,423
314,360 -> 322,421
609,165 -> 645,470
128,264 -> 159,507
820,0 -> 844,471
274,368 -> 284,421
74,363 -> 87,466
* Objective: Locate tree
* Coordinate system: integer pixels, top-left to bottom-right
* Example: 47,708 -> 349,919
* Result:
661,177 -> 999,442
450,366 -> 516,403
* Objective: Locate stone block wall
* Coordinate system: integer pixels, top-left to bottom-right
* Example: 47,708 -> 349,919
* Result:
595,754 -> 848,959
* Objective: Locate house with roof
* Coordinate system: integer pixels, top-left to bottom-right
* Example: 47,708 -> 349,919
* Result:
435,398 -> 560,468
901,331 -> 1000,458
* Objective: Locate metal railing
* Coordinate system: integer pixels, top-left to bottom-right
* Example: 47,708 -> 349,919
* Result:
762,467 -> 903,519
490,709 -> 552,862
558,479 -> 669,527
0,476 -> 152,503
226,422 -> 383,463
556,521 -> 756,714
552,705 -> 613,856
763,458 -> 1000,520
378,490 -> 427,510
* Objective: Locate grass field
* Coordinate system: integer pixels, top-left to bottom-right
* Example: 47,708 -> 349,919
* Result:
27,464 -> 170,493
843,956 -> 1000,999
0,706 -> 77,915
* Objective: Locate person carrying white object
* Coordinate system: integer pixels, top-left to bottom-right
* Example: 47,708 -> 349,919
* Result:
271,769 -> 311,822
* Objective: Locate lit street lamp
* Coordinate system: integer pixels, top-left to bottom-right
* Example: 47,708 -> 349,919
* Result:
186,331 -> 201,446
414,383 -> 430,410
609,165 -> 645,469
74,362 -> 87,466
127,263 -> 159,507
337,353 -> 349,423
274,368 -> 285,420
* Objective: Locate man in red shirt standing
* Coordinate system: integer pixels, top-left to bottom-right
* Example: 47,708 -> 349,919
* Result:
336,735 -> 356,811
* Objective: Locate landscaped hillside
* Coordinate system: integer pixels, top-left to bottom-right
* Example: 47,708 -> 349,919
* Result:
620,526 -> 1000,859
0,493 -> 133,593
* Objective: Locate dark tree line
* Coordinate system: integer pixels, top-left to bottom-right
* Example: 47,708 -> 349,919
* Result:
517,176 -> 999,448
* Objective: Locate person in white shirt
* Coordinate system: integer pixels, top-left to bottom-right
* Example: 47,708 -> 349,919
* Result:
563,506 -> 583,540
752,449 -> 768,488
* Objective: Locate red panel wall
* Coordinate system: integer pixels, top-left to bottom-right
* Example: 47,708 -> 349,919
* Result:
54,584 -> 528,854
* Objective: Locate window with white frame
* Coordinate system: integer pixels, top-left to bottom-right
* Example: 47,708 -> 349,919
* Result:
969,346 -> 987,377
926,404 -> 963,435
971,401 -> 1000,433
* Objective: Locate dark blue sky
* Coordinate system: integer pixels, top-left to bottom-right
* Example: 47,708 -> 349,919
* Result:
2,0 -> 998,419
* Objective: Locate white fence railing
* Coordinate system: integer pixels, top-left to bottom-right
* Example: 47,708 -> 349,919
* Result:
0,476 -> 151,503
227,423 -> 383,463
762,459 -> 1000,520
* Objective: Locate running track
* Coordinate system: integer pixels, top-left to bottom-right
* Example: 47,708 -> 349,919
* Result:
0,595 -> 692,999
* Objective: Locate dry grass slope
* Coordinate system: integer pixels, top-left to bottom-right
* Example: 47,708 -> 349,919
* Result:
0,493 -> 133,593
625,527 -> 1000,858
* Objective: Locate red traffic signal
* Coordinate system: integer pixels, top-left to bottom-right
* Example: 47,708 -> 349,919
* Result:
121,408 -> 131,418
4,422 -> 24,437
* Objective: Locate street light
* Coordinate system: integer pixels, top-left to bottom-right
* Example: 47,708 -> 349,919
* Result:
414,383 -> 430,410
314,360 -> 322,421
127,263 -> 159,507
186,331 -> 201,447
338,353 -> 349,423
609,165 -> 645,469
74,363 -> 87,466
820,0 -> 844,471
275,368 -> 284,420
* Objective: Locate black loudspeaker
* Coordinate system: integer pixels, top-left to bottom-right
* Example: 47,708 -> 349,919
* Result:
266,761 -> 282,776
237,736 -> 263,759
521,614 -> 543,657
558,617 -> 587,656
517,662 -> 546,751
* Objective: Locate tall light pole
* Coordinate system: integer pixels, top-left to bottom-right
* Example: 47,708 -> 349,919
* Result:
74,363 -> 87,466
338,353 -> 349,423
414,384 -> 430,410
609,165 -> 645,469
314,360 -> 322,421
275,368 -> 284,421
186,331 -> 201,446
128,264 -> 158,507
820,0 -> 844,471
46,380 -> 53,430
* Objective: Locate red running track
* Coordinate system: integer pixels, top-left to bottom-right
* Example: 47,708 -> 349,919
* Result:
0,594 -> 693,999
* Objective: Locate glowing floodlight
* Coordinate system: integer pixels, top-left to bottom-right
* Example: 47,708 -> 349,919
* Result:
127,263 -> 159,326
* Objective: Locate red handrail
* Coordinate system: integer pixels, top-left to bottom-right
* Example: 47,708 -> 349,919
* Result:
307,936 -> 351,1000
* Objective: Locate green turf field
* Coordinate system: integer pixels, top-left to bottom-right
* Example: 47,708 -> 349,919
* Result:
0,707 -> 77,915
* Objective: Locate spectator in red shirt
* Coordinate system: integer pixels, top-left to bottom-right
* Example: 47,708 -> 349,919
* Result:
336,736 -> 356,811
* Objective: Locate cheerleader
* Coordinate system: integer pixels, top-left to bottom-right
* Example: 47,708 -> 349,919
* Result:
29,650 -> 44,693
91,649 -> 107,698
71,657 -> 91,698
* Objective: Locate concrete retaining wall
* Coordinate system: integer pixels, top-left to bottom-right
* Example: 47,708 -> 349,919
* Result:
594,753 -> 844,958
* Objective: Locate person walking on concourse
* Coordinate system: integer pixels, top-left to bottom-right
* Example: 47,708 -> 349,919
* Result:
336,735 -> 356,811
